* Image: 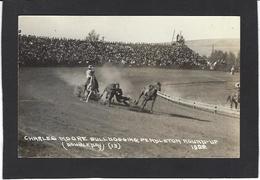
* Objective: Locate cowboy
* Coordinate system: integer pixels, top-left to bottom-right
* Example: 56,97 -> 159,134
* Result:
99,82 -> 130,106
99,83 -> 117,106
86,65 -> 95,80
114,83 -> 130,106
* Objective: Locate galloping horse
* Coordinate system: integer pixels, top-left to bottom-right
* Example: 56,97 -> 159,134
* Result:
136,82 -> 161,112
83,75 -> 99,102
227,92 -> 240,109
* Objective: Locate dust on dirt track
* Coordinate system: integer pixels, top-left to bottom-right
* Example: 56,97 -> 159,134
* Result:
18,67 -> 239,158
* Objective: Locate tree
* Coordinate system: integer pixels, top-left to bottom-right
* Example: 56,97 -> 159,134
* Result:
86,30 -> 100,42
227,52 -> 236,65
208,50 -> 225,63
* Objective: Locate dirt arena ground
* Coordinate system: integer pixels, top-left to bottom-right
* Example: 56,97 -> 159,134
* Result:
18,67 -> 240,158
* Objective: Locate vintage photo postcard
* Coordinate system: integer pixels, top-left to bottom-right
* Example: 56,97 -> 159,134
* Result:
18,16 -> 241,158
3,0 -> 258,178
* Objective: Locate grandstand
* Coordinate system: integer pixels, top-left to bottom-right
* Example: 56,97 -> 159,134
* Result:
18,35 -> 207,69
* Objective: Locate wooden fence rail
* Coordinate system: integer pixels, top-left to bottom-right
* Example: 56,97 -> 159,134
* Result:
157,91 -> 240,118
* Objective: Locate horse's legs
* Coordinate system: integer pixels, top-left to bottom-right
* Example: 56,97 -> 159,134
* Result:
99,89 -> 106,100
141,100 -> 148,110
136,91 -> 144,105
81,85 -> 86,99
226,95 -> 231,103
234,101 -> 238,109
83,79 -> 90,98
150,97 -> 157,113
141,98 -> 146,106
107,91 -> 115,107
82,89 -> 88,100
230,99 -> 233,108
85,90 -> 92,102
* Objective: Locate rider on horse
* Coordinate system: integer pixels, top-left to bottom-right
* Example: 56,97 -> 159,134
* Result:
85,65 -> 95,87
83,65 -> 99,102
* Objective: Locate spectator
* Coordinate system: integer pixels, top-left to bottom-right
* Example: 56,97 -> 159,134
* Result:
18,35 -> 207,69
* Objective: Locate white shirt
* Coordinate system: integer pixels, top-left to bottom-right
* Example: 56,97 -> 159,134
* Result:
86,69 -> 95,79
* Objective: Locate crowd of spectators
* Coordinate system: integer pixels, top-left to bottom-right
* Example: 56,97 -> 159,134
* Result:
18,35 -> 207,69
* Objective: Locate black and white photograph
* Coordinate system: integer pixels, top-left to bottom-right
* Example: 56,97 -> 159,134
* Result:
17,16 -> 241,158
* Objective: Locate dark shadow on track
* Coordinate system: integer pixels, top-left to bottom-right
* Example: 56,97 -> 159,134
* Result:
128,107 -> 151,114
113,103 -> 152,114
112,103 -> 212,122
79,97 -> 212,123
166,113 -> 211,122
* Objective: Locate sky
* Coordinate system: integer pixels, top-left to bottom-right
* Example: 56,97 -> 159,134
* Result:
19,16 -> 240,43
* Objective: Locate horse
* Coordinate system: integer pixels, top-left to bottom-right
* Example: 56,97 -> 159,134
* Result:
227,92 -> 240,109
136,82 -> 161,113
83,75 -> 99,102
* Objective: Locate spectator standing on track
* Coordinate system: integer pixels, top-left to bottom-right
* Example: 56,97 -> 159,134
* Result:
230,66 -> 235,75
235,82 -> 240,103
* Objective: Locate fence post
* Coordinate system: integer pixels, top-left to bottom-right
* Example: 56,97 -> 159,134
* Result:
214,106 -> 217,114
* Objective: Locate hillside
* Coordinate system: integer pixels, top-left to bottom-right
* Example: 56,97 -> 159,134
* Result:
186,39 -> 240,57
